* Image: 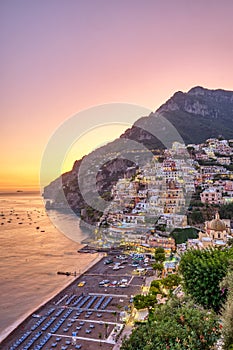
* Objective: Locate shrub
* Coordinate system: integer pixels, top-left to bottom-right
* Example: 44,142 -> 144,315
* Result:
179,248 -> 232,312
121,297 -> 220,350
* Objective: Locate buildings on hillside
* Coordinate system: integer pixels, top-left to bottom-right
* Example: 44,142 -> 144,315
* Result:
96,138 -> 233,251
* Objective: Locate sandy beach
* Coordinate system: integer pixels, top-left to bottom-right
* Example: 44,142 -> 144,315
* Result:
0,253 -> 102,344
1,251 -> 149,350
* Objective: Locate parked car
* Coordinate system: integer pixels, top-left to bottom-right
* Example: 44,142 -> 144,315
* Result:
77,281 -> 86,287
104,259 -> 113,264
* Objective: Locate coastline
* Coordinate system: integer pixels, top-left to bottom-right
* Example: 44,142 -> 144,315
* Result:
1,250 -> 148,350
0,253 -> 103,344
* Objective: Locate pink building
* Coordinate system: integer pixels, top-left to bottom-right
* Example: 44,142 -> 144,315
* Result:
200,188 -> 223,204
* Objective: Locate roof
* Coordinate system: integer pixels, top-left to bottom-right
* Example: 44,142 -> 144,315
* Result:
202,237 -> 212,242
209,212 -> 226,231
214,240 -> 226,245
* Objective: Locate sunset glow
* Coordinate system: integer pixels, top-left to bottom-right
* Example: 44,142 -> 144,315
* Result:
1,0 -> 233,190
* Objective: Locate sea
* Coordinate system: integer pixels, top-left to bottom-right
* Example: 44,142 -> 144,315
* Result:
0,191 -> 96,342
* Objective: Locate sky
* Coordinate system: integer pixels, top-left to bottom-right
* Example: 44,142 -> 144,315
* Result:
1,0 -> 233,190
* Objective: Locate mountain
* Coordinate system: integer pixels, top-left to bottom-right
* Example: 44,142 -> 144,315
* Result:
44,86 -> 233,225
157,86 -> 233,143
121,86 -> 233,146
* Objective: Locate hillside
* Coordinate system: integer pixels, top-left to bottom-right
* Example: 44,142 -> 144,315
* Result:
122,86 -> 233,146
44,86 -> 233,225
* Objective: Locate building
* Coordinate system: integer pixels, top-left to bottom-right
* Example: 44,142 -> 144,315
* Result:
205,212 -> 231,238
157,214 -> 187,228
158,180 -> 185,214
187,212 -> 231,249
200,187 -> 223,204
217,157 -> 231,165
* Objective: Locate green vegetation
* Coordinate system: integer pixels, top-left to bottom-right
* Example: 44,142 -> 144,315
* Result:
152,248 -> 165,276
121,297 -> 220,350
189,199 -> 204,207
82,205 -> 103,223
225,164 -> 233,171
188,209 -> 205,224
188,202 -> 222,225
161,274 -> 181,290
134,273 -> 182,311
179,248 -> 232,312
149,274 -> 181,296
152,262 -> 163,276
150,280 -> 161,289
133,294 -> 157,311
221,264 -> 233,350
149,285 -> 161,295
155,223 -> 166,231
170,227 -> 199,244
123,246 -> 233,349
149,280 -> 162,295
154,247 -> 166,262
220,202 -> 233,219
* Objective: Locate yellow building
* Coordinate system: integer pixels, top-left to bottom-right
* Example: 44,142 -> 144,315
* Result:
188,212 -> 231,249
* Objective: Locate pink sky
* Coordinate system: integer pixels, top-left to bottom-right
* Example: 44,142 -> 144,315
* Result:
1,0 -> 233,189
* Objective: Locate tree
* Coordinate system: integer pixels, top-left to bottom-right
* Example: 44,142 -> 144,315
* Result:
154,252 -> 166,262
150,280 -> 161,289
189,209 -> 205,224
161,274 -> 181,290
133,294 -> 146,310
220,202 -> 233,220
149,280 -> 162,296
221,264 -> 233,350
154,247 -> 165,254
144,294 -> 158,311
152,262 -> 164,277
154,247 -> 166,262
170,227 -> 198,244
179,248 -> 232,312
121,297 -> 220,350
149,286 -> 161,295
133,294 -> 157,311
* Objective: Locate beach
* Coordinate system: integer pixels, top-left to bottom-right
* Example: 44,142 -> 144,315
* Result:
0,253 -> 102,344
0,192 -> 95,342
0,251 -> 147,350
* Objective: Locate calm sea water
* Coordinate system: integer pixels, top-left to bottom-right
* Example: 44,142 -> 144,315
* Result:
0,192 -> 95,341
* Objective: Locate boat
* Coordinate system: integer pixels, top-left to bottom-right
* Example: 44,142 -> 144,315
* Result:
57,271 -> 77,276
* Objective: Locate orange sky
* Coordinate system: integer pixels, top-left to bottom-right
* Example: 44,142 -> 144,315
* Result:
1,0 -> 233,190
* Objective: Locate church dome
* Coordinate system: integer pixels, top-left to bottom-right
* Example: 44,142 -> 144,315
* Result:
209,213 -> 226,231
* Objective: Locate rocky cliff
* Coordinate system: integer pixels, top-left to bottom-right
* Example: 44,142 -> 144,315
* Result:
44,86 -> 233,225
